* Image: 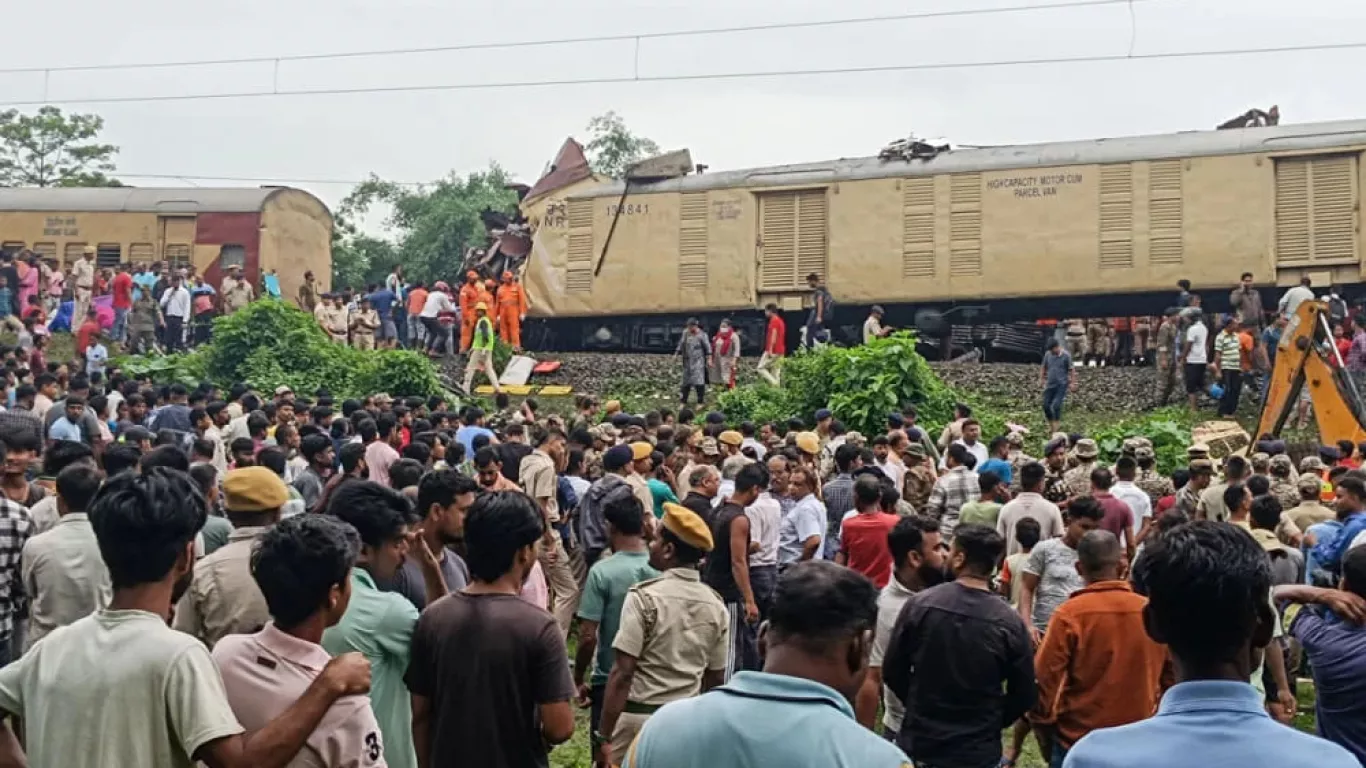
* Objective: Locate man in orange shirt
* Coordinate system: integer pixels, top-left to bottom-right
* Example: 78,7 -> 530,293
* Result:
1029,529 -> 1171,766
406,281 -> 429,349
495,271 -> 529,351
457,271 -> 481,352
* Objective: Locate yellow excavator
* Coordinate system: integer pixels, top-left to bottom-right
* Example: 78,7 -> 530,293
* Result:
1257,299 -> 1366,445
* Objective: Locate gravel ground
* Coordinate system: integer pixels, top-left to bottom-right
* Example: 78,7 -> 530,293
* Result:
440,352 -> 1174,415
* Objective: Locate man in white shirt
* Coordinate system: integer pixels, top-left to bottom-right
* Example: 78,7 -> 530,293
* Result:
1110,455 -> 1152,538
745,480 -> 782,617
419,283 -> 457,356
1278,275 -> 1315,320
21,463 -> 110,651
158,275 -> 192,353
941,419 -> 989,470
1183,311 -> 1211,412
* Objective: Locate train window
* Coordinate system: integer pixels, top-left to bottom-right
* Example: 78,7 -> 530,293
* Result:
96,243 -> 121,269
63,243 -> 86,267
219,244 -> 245,271
32,243 -> 56,264
164,244 -> 191,271
0,242 -> 23,257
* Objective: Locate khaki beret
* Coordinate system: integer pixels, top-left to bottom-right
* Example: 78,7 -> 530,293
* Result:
717,430 -> 743,448
630,442 -> 653,461
795,431 -> 820,456
604,400 -> 622,415
661,502 -> 713,551
223,466 -> 289,513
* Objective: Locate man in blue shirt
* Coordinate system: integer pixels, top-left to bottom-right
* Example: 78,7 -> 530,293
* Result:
1308,475 -> 1366,578
625,561 -> 909,767
454,407 -> 496,460
367,286 -> 398,349
1277,553 -> 1366,766
977,436 -> 1014,487
1064,521 -> 1356,768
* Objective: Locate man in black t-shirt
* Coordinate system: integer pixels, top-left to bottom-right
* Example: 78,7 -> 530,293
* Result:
405,491 -> 575,768
702,461 -> 769,679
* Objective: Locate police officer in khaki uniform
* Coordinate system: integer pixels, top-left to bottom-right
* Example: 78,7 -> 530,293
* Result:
172,467 -> 289,647
597,503 -> 728,768
1064,318 -> 1087,360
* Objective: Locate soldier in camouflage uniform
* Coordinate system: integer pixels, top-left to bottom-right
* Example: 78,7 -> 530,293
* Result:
1173,459 -> 1214,518
1249,452 -> 1271,479
1134,446 -> 1175,506
1041,436 -> 1072,505
1062,438 -> 1101,498
583,423 -> 618,481
1005,432 -> 1035,490
1268,454 -> 1301,511
902,444 -> 936,513
1086,319 -> 1111,365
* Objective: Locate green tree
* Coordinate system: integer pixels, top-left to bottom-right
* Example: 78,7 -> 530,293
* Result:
331,167 -> 518,288
0,106 -> 120,187
585,111 -> 660,178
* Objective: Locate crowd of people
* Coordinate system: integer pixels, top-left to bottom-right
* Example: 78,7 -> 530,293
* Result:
0,350 -> 1353,768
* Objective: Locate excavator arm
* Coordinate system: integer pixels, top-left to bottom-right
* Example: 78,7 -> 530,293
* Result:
1257,299 -> 1366,445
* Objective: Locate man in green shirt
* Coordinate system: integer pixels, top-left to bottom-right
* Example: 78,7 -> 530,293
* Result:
462,302 -> 502,394
323,480 -> 443,768
574,494 -> 659,746
958,471 -> 1005,529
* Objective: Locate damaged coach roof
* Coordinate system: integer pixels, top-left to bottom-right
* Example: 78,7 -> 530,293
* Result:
575,118 -> 1366,199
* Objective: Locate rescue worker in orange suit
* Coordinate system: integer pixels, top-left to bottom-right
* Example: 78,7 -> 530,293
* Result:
458,270 -> 482,352
481,279 -> 499,319
496,271 -> 529,351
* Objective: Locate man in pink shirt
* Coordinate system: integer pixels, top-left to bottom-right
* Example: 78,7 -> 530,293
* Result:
362,415 -> 401,489
213,514 -> 388,767
1088,468 -> 1136,563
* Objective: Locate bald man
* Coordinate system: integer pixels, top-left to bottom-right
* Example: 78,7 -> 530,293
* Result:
1028,530 -> 1170,765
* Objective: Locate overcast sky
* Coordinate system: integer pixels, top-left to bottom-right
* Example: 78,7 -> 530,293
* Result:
4,0 -> 1364,226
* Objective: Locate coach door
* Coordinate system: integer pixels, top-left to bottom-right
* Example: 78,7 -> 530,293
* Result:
158,216 -> 196,271
756,188 -> 828,297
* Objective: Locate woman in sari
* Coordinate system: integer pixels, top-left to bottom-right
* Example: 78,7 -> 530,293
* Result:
15,252 -> 37,316
712,319 -> 742,389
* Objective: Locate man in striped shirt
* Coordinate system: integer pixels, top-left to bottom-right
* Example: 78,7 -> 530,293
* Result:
1213,315 -> 1246,417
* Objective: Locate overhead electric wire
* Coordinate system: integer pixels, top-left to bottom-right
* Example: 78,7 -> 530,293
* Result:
4,40 -> 1364,108
0,0 -> 1161,75
117,172 -> 426,186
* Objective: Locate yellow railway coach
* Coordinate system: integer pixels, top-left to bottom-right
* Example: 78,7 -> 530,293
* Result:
521,119 -> 1366,350
0,186 -> 332,303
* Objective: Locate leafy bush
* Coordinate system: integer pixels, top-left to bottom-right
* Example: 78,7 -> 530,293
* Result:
115,299 -> 443,400
718,333 -> 971,436
1089,407 -> 1198,475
